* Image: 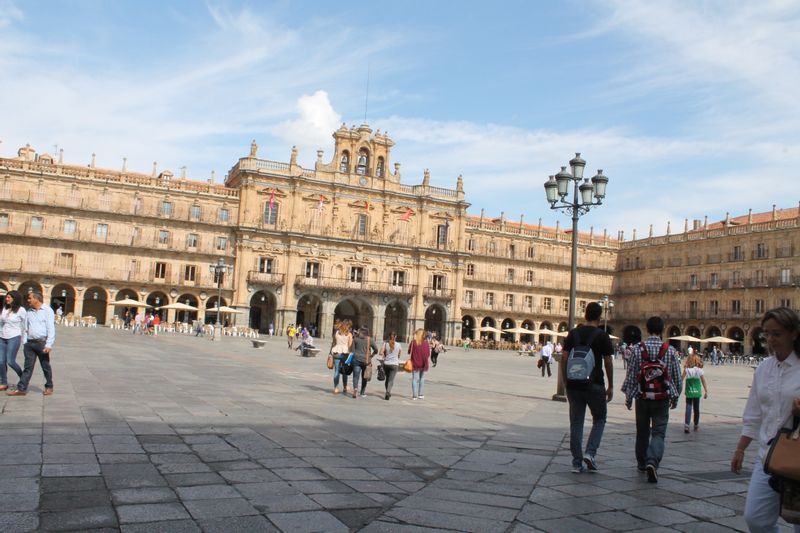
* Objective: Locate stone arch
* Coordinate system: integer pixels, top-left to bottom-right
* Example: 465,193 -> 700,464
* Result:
751,327 -> 766,355
176,293 -> 199,324
728,327 -> 745,355
205,296 -> 227,325
147,291 -> 169,320
686,326 -> 702,353
667,325 -> 682,349
706,326 -> 722,338
384,300 -> 409,342
480,316 -> 497,340
249,291 -> 277,334
83,286 -> 108,323
296,293 -> 323,335
424,304 -> 446,340
520,320 -> 535,343
538,321 -> 554,344
501,318 -> 515,342
461,315 -> 476,340
51,283 -> 76,314
623,325 -> 642,346
334,298 -> 374,334
18,280 -> 43,296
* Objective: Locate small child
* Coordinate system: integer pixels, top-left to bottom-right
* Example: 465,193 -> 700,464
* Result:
681,354 -> 709,433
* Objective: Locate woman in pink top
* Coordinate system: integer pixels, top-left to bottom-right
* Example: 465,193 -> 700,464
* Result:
408,328 -> 431,400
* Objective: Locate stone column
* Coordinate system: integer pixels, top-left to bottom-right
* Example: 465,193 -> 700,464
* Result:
319,299 -> 337,339
373,302 -> 387,341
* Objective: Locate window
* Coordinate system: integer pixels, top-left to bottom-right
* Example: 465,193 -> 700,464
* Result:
732,271 -> 741,285
0,213 -> 7,227
31,216 -> 44,230
467,238 -> 475,251
579,300 -> 587,313
131,227 -> 140,244
263,203 -> 279,225
258,257 -> 273,273
505,294 -> 514,307
432,275 -> 445,290
466,264 -> 475,276
184,265 -> 196,282
357,214 -> 368,236
305,262 -> 320,279
485,292 -> 495,306
689,274 -> 697,288
731,299 -> 741,315
756,243 -> 767,259
218,208 -> 229,222
158,230 -> 170,245
190,205 -> 201,221
159,201 -> 173,217
350,266 -> 364,283
543,297 -> 552,311
527,246 -> 535,259
756,269 -> 765,284
57,253 -> 74,269
464,290 -> 474,305
689,300 -> 698,318
488,242 -> 496,253
376,157 -> 385,178
509,244 -> 516,258
437,224 -> 448,248
392,270 -> 405,287
339,151 -> 350,172
710,273 -> 719,288
64,220 -> 76,235
96,223 -> 108,238
709,300 -> 719,316
356,149 -> 368,175
186,233 -> 198,248
526,270 -> 534,284
506,269 -> 514,283
733,245 -> 743,261
133,196 -> 142,214
524,296 -> 533,309
780,298 -> 791,308
154,262 -> 167,279
755,299 -> 765,314
780,268 -> 792,285
561,299 -> 569,312
216,237 -> 227,251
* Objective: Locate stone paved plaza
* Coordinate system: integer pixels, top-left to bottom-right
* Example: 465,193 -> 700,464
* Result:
0,326 -> 792,532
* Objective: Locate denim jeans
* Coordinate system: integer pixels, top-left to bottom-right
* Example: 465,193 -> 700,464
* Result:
0,336 -> 23,385
412,370 -> 426,397
332,354 -> 346,389
566,384 -> 607,467
635,399 -> 669,469
18,340 -> 53,392
351,361 -> 366,394
684,397 -> 700,427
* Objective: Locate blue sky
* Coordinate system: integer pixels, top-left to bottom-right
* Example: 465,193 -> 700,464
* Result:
1,0 -> 798,237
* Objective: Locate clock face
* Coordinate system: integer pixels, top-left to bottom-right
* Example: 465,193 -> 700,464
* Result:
359,176 -> 368,186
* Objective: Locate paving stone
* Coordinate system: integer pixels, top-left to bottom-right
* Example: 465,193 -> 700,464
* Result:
117,503 -> 191,523
164,472 -> 226,487
102,463 -> 167,489
309,492 -> 381,509
183,497 -> 259,519
0,477 -> 38,494
39,489 -> 111,511
668,500 -> 737,520
157,462 -> 212,474
267,510 -> 349,533
627,504 -> 697,525
175,484 -> 241,500
42,463 -> 101,477
41,476 -> 106,493
0,493 -> 39,512
0,465 -> 40,478
399,494 -> 519,521
39,506 -> 118,531
528,515 -> 611,533
580,510 -> 656,530
197,515 -> 279,533
0,511 -> 39,533
120,519 -> 201,533
97,453 -> 150,464
515,502 -> 569,524
384,507 -> 509,533
219,468 -> 280,483
112,487 -> 178,504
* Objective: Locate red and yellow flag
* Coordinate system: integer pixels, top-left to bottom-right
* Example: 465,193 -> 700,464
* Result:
400,208 -> 413,222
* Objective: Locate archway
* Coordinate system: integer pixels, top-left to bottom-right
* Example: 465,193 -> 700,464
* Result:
751,327 -> 766,355
250,291 -> 277,334
686,326 -> 702,353
667,325 -> 681,349
51,283 -> 76,314
521,320 -> 535,343
113,288 -> 140,320
176,293 -> 199,324
82,286 -> 108,323
623,325 -> 642,346
206,296 -> 227,325
728,327 -> 745,355
18,280 -> 42,298
501,318 -> 515,342
480,317 -> 497,340
147,291 -> 169,321
296,294 -> 323,336
538,321 -> 554,345
334,298 -> 374,334
461,315 -> 475,340
706,326 -> 721,338
384,301 -> 408,342
424,304 -> 446,340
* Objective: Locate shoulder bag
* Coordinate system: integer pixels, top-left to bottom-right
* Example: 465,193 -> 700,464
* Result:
764,416 -> 800,481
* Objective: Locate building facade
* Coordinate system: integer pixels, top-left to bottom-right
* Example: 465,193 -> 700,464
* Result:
0,126 -> 796,351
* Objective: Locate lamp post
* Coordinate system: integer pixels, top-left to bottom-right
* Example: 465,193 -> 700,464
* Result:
544,154 -> 609,401
209,258 -> 233,342
599,295 -> 614,332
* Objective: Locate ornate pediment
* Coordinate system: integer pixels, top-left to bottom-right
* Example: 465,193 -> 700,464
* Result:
257,187 -> 288,200
425,259 -> 452,272
299,244 -> 329,259
429,211 -> 453,221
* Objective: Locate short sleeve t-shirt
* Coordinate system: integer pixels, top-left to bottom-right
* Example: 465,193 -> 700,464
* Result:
563,325 -> 613,389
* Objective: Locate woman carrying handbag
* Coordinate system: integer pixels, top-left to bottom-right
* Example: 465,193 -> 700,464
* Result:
329,320 -> 353,395
408,328 -> 431,400
380,332 -> 402,400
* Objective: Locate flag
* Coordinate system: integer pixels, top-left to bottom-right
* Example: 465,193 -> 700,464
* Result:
268,189 -> 276,212
400,208 -> 413,222
317,195 -> 325,213
365,200 -> 370,211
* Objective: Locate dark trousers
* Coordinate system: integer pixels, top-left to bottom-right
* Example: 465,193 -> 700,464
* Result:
566,384 -> 607,467
19,340 -> 53,392
635,399 -> 669,469
383,365 -> 398,394
540,358 -> 551,377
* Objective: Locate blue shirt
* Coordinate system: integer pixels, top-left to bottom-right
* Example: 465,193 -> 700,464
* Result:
24,305 -> 56,349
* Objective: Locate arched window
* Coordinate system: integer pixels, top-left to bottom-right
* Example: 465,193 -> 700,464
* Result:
376,157 -> 385,177
339,151 -> 350,172
264,202 -> 279,225
356,149 -> 369,175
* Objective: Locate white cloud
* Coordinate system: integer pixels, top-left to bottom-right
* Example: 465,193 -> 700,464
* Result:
272,90 -> 342,160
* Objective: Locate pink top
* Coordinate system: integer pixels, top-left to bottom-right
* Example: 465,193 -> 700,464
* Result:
409,340 -> 431,372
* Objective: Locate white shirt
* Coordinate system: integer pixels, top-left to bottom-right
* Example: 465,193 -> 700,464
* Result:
541,343 -> 553,360
381,341 -> 402,365
741,351 -> 800,461
1,307 -> 27,339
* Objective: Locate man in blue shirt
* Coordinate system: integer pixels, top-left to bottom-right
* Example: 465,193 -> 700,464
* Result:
8,291 -> 55,396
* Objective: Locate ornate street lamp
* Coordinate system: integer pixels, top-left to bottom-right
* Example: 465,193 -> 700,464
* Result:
209,258 -> 234,342
544,154 -> 608,401
599,295 -> 615,332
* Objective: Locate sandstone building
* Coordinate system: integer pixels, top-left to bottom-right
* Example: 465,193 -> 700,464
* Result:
0,125 -> 796,354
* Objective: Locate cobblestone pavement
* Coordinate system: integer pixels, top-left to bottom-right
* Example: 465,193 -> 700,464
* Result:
0,327 -> 793,532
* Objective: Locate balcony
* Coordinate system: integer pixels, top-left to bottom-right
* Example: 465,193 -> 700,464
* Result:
294,275 -> 416,296
247,271 -> 285,286
423,287 -> 455,300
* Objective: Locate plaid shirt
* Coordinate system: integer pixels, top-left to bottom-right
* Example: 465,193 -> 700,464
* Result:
621,335 -> 682,407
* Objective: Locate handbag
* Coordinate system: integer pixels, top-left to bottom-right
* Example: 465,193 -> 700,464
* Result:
341,353 -> 354,376
537,359 -> 544,369
764,416 -> 800,481
326,354 -> 334,370
403,359 -> 413,373
685,376 -> 702,399
377,364 -> 386,381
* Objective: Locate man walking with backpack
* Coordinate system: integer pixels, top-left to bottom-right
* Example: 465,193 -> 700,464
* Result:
621,316 -> 682,483
560,302 -> 614,473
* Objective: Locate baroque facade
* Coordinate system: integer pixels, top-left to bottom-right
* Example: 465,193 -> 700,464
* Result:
0,125 -> 796,351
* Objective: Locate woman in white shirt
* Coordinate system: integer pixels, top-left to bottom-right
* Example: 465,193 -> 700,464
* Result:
379,332 -> 402,401
0,291 -> 26,390
731,307 -> 800,532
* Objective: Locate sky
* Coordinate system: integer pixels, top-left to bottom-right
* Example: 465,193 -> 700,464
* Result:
1,0 -> 799,238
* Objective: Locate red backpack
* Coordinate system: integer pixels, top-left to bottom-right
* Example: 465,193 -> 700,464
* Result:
638,342 -> 670,401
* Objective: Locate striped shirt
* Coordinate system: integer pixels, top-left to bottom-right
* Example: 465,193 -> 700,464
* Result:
621,335 -> 682,407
